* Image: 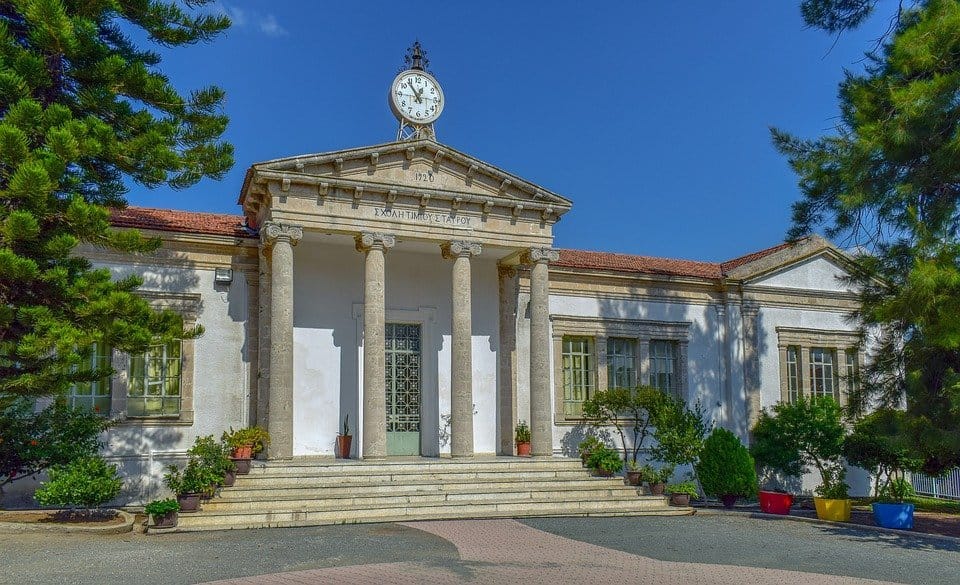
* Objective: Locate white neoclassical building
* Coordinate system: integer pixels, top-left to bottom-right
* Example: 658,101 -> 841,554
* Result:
2,55 -> 868,507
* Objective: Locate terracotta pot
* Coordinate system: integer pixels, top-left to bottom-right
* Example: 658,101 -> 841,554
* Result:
625,471 -> 643,486
222,469 -> 236,487
648,482 -> 666,496
758,490 -> 793,515
720,494 -> 738,509
232,457 -> 252,475
516,441 -> 532,457
177,493 -> 200,512
232,444 -> 254,459
336,435 -> 353,459
670,493 -> 691,506
150,511 -> 178,529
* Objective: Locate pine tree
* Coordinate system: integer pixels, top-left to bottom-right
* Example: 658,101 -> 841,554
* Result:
775,0 -> 960,473
0,1 -> 233,404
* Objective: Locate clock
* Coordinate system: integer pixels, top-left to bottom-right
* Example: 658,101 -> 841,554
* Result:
389,70 -> 444,125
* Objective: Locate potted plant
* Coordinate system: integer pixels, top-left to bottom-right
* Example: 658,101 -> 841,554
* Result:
587,444 -> 623,477
514,420 -> 532,457
625,460 -> 643,486
163,462 -> 209,512
577,436 -> 603,467
189,435 -> 234,491
336,415 -> 353,459
813,466 -> 852,521
145,498 -> 180,529
843,408 -> 922,530
222,426 -> 270,474
666,481 -> 699,506
751,396 -> 846,516
642,464 -> 674,496
696,428 -> 757,508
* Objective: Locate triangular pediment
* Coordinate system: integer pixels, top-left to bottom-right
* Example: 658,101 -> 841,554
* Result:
244,139 -> 572,210
725,235 -> 860,292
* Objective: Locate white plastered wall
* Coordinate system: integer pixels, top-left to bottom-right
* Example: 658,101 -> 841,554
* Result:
291,238 -> 501,458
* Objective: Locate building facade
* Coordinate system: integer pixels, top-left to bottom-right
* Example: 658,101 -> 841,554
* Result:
0,131 -> 861,507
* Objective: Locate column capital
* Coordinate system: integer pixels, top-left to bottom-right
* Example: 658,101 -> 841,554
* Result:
742,300 -> 761,317
441,240 -> 482,260
522,247 -> 559,265
261,221 -> 303,247
355,232 -> 396,253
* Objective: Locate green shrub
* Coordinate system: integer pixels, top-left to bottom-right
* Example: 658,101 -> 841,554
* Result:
577,436 -> 604,457
221,426 -> 270,455
843,408 -> 924,499
515,420 -> 531,443
163,461 -> 213,496
188,435 -> 234,483
696,428 -> 757,498
649,396 -> 711,467
587,445 -> 624,474
751,396 -> 846,494
666,481 -> 699,497
1,398 -> 113,489
640,463 -> 674,484
144,498 -> 180,516
34,456 -> 122,510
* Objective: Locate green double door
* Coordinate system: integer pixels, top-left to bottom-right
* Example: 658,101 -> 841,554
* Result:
385,323 -> 422,456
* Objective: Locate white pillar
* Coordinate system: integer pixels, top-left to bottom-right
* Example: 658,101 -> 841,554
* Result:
356,232 -> 395,459
525,248 -> 559,457
260,221 -> 302,460
442,241 -> 481,458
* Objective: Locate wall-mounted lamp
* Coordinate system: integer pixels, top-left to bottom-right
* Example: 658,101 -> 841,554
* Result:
214,268 -> 233,285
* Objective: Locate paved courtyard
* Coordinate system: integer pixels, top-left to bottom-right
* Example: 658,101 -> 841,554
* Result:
1,514 -> 956,584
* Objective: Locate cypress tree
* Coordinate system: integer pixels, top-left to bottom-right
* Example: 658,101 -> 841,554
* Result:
0,1 -> 233,404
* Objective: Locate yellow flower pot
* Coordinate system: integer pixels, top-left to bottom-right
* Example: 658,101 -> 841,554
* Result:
814,497 -> 851,522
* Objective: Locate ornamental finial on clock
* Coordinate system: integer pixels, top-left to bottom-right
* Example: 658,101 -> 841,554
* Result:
390,41 -> 444,142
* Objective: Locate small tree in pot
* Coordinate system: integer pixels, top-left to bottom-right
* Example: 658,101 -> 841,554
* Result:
336,415 -> 353,459
164,462 -> 211,512
751,396 -> 847,517
515,420 -> 532,457
696,428 -> 757,508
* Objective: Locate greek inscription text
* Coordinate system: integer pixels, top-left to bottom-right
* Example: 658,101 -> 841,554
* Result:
373,208 -> 472,227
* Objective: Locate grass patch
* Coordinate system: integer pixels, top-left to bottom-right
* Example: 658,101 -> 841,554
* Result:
851,496 -> 960,515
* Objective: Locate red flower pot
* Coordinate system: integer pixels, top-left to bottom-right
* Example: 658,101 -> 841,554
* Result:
232,444 -> 253,459
336,435 -> 353,459
759,490 -> 793,515
516,441 -> 532,457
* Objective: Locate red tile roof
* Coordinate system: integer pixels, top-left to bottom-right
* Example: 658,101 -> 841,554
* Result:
110,207 -> 253,239
555,249 -> 723,279
109,206 -> 799,278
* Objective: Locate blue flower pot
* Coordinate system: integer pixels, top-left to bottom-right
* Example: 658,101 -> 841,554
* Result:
872,502 -> 915,530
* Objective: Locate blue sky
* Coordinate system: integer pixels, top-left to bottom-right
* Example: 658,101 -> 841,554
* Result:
136,1 -> 893,262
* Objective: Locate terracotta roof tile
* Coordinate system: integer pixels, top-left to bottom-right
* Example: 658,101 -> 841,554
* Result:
110,207 -> 253,239
110,207 -> 801,278
555,249 -> 723,279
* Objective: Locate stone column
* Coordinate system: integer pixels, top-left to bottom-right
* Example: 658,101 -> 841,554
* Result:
261,221 -> 302,459
256,246 -> 272,428
525,247 -> 559,457
442,241 -> 482,458
741,301 -> 762,432
356,232 -> 395,460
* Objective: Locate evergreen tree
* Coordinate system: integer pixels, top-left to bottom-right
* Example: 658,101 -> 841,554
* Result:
0,1 -> 232,404
774,0 -> 960,473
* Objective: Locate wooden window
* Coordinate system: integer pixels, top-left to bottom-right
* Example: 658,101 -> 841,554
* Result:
68,343 -> 112,414
809,347 -> 839,401
127,340 -> 182,417
845,349 -> 859,396
786,345 -> 801,403
606,337 -> 637,390
562,336 -> 595,417
649,340 -> 679,398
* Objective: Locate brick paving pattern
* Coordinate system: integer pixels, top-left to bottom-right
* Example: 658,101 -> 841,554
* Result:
201,519 -> 900,584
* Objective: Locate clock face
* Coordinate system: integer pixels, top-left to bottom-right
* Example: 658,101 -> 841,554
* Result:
390,71 -> 444,124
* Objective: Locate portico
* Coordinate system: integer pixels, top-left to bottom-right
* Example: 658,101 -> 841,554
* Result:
240,140 -> 572,459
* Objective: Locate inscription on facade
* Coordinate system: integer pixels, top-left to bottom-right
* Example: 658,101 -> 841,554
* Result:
373,207 -> 472,227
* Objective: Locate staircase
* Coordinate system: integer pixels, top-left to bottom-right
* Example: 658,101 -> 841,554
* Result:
171,457 -> 690,532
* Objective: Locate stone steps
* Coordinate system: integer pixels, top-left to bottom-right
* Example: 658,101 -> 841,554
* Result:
164,457 -> 690,532
216,477 -> 635,501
